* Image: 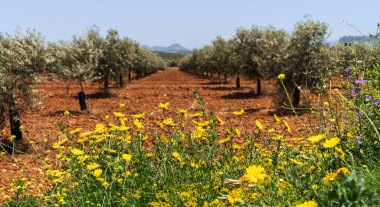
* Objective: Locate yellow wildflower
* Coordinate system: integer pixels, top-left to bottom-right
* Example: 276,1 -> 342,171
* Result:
94,124 -> 106,134
87,163 -> 100,171
124,171 -> 132,177
70,148 -> 84,156
132,112 -> 145,120
160,134 -> 169,143
277,73 -> 285,80
294,200 -> 318,207
323,102 -> 329,108
240,165 -> 267,183
216,115 -> 224,125
335,147 -> 345,159
64,111 -> 70,116
133,119 -> 144,130
78,155 -> 89,163
52,138 -> 68,149
323,172 -> 338,185
255,120 -> 264,131
113,112 -> 125,118
80,131 -> 93,137
92,169 -> 102,177
232,108 -> 244,116
219,137 -> 231,144
235,128 -> 241,137
336,167 -> 350,175
322,137 -> 340,148
172,151 -> 182,162
192,126 -> 205,139
163,118 -> 176,127
274,113 -> 280,123
307,134 -> 325,144
283,120 -> 291,133
122,154 -> 132,162
290,158 -> 303,166
227,189 -> 242,204
69,128 -> 82,135
159,102 -> 170,110
178,108 -> 187,115
119,103 -> 126,109
146,153 -> 154,158
189,112 -> 203,118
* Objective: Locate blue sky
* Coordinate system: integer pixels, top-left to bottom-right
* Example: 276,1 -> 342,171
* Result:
0,0 -> 379,49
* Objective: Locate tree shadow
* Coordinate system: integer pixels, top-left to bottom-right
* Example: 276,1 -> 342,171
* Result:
245,108 -> 260,113
48,110 -> 88,116
0,138 -> 29,154
221,91 -> 259,99
268,106 -> 312,116
72,92 -> 117,99
203,86 -> 249,91
200,81 -> 225,85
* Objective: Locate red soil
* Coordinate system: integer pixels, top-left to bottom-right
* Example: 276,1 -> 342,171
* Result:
0,67 -> 326,203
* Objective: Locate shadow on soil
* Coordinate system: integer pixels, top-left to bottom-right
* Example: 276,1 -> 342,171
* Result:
202,86 -> 250,91
201,81 -> 227,85
48,110 -> 89,116
0,138 -> 29,154
222,91 -> 259,99
73,92 -> 118,99
268,106 -> 312,116
244,108 -> 261,113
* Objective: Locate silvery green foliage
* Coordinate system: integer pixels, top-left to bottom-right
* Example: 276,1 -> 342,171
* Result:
252,26 -> 288,78
115,38 -> 138,76
283,18 -> 330,89
0,29 -> 45,129
233,27 -> 262,76
47,27 -> 165,92
47,27 -> 102,91
132,47 -> 166,74
211,36 -> 233,74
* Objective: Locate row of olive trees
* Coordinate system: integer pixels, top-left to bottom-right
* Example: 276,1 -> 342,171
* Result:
46,27 -> 166,110
179,19 -> 330,108
1,27 -> 165,142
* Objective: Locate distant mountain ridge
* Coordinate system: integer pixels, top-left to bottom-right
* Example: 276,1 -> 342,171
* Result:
143,43 -> 191,54
338,34 -> 379,45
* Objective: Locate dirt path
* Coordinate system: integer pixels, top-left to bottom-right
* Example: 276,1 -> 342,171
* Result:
0,67 -> 314,203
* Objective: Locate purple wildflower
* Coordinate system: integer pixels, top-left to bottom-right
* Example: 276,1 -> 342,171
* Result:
351,121 -> 356,126
365,95 -> 373,102
355,134 -> 363,145
345,66 -> 351,73
375,99 -> 380,106
351,88 -> 358,97
357,111 -> 364,118
354,78 -> 366,85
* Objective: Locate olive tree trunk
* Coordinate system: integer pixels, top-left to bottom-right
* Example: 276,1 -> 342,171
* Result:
292,86 -> 301,108
257,76 -> 262,96
78,80 -> 87,111
8,92 -> 22,141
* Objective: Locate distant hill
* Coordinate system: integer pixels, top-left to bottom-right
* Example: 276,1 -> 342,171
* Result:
143,43 -> 191,54
338,34 -> 379,45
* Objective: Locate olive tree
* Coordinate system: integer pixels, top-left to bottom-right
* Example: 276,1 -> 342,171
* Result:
115,38 -> 138,88
253,26 -> 288,95
47,27 -> 102,111
0,29 -> 45,141
211,37 -> 235,83
233,27 -> 262,89
282,19 -> 330,107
